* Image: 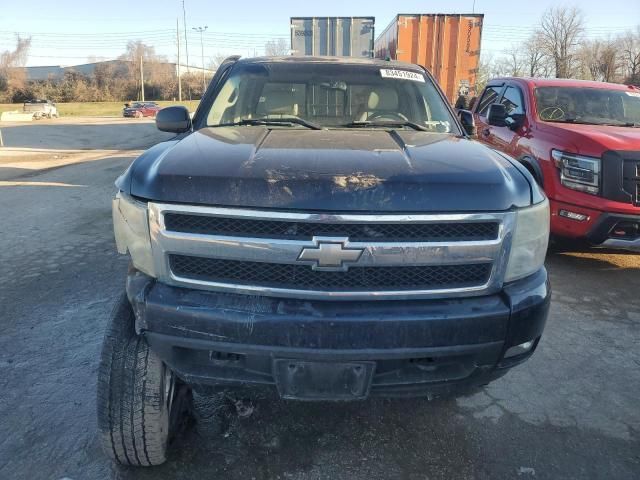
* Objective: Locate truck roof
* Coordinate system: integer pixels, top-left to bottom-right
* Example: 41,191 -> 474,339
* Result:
236,55 -> 424,71
490,77 -> 639,91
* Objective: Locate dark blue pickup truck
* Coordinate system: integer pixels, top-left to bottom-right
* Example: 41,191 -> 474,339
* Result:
98,56 -> 551,466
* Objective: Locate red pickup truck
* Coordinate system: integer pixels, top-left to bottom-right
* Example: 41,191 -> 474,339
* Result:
471,78 -> 640,251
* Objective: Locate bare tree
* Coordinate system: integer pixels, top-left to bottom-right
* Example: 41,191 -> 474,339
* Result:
577,40 -> 602,80
474,53 -> 494,95
577,39 -> 620,82
504,45 -> 525,77
121,40 -> 161,72
538,6 -> 585,78
619,27 -> 640,85
264,38 -> 289,56
522,32 -> 551,77
0,35 -> 32,102
0,35 -> 31,68
119,41 -> 168,100
598,41 -> 619,82
209,52 -> 229,69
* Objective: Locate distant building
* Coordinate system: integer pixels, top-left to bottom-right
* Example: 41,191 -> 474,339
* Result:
24,65 -> 65,81
24,60 -> 215,81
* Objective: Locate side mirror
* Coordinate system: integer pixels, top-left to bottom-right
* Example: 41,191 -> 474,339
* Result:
156,106 -> 191,133
458,109 -> 476,136
487,103 -> 508,127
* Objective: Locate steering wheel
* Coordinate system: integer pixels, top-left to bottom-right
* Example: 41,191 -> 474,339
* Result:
539,106 -> 565,121
367,111 -> 409,122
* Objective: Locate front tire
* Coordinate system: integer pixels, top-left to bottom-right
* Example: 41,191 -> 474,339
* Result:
96,294 -> 191,466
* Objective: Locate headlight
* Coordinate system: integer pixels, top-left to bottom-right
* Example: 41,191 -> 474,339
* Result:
551,150 -> 600,195
504,198 -> 550,282
112,192 -> 155,276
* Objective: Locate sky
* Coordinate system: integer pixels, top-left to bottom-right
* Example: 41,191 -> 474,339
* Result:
1,0 -> 638,67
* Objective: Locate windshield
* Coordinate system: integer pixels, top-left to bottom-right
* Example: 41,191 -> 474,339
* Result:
204,62 -> 458,133
535,86 -> 640,125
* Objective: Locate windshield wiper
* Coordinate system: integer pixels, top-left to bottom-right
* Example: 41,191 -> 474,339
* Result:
547,118 -> 594,124
609,122 -> 640,128
548,118 -> 640,127
214,117 -> 323,130
342,120 -> 428,132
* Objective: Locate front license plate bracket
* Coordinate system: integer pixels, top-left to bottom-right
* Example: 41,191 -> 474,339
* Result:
273,359 -> 375,400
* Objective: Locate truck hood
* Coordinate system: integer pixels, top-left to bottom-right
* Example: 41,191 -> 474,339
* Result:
538,122 -> 640,154
122,127 -> 532,212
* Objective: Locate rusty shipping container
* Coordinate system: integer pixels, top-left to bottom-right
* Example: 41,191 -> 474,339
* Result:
375,14 -> 484,102
290,17 -> 375,57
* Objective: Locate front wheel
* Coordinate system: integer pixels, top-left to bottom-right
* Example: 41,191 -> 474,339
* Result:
96,294 -> 192,466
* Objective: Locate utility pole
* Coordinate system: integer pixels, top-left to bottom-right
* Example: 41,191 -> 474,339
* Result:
182,0 -> 191,100
176,18 -> 182,101
140,55 -> 145,101
193,26 -> 207,95
182,0 -> 189,71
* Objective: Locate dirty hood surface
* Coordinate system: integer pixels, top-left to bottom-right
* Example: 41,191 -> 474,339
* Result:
124,127 -> 531,212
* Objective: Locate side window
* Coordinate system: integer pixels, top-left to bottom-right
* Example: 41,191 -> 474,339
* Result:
207,74 -> 241,125
476,86 -> 502,116
501,86 -> 525,115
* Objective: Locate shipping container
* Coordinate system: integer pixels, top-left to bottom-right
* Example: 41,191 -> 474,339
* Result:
290,17 -> 375,58
374,14 -> 484,103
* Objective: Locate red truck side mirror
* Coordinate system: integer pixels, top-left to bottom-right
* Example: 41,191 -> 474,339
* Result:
487,104 -> 508,127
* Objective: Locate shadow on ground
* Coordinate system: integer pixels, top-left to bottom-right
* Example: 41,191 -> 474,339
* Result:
0,121 -> 168,150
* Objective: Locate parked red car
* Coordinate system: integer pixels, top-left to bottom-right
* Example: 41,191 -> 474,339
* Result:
470,78 -> 640,251
123,101 -> 161,118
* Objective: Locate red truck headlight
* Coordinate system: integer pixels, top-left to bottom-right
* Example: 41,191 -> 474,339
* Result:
551,150 -> 600,195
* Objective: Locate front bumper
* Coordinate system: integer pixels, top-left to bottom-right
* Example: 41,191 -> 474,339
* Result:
587,212 -> 640,252
126,267 -> 551,399
550,199 -> 640,251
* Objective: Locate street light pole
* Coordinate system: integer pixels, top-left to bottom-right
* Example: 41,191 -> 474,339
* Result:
193,26 -> 208,95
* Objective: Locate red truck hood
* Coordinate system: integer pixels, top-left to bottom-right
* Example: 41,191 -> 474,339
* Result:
539,122 -> 640,154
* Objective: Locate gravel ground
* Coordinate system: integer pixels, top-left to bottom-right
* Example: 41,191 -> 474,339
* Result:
0,121 -> 638,479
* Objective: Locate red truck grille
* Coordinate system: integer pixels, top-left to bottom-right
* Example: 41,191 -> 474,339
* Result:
602,151 -> 640,206
624,159 -> 640,206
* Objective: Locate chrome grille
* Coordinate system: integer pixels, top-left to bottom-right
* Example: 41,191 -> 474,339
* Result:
149,203 -> 516,300
169,255 -> 493,291
164,213 -> 500,242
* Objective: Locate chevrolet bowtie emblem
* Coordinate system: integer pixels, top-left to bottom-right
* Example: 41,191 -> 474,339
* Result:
297,238 -> 364,271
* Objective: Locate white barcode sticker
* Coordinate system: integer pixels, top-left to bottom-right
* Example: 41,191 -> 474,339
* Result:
380,69 -> 426,82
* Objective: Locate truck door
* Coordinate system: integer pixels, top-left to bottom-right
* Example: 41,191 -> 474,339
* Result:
489,84 -> 528,157
473,84 -> 504,149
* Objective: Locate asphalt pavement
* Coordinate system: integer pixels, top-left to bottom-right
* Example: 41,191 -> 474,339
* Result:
0,120 -> 638,479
